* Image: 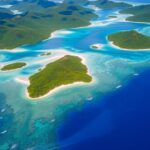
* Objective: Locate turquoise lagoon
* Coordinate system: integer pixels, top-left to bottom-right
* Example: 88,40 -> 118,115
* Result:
0,5 -> 150,150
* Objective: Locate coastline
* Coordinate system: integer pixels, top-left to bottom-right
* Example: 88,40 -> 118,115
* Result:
14,50 -> 95,100
26,80 -> 93,101
109,41 -> 150,51
0,62 -> 27,72
0,48 -> 27,52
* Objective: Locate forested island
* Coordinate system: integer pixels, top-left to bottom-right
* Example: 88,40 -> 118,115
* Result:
89,0 -> 131,9
0,1 -> 97,49
108,30 -> 150,50
1,62 -> 26,71
27,55 -> 92,99
120,4 -> 150,23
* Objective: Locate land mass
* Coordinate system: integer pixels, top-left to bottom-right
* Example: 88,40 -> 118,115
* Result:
89,0 -> 131,9
1,62 -> 26,71
120,4 -> 150,23
0,1 -> 97,49
91,43 -> 102,50
108,30 -> 150,50
27,55 -> 92,99
40,52 -> 51,56
0,0 -> 133,50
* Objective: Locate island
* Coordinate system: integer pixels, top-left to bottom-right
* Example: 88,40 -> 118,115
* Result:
120,4 -> 150,23
0,1 -> 97,50
108,30 -> 150,50
108,15 -> 117,19
89,0 -> 131,9
90,43 -> 103,50
1,62 -> 26,71
40,52 -> 51,56
27,55 -> 92,99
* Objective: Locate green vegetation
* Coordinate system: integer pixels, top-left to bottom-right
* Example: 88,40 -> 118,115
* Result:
0,2 -> 97,49
28,55 -> 92,98
120,4 -> 150,23
90,0 -> 131,9
40,52 -> 51,56
108,30 -> 150,49
1,62 -> 26,71
108,15 -> 117,18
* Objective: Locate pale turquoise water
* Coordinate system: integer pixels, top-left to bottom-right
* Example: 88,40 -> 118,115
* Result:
0,5 -> 150,150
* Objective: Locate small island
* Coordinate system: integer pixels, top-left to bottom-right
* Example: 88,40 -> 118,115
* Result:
27,55 -> 92,99
91,43 -> 103,50
108,30 -> 150,50
1,62 -> 26,71
40,52 -> 51,56
108,15 -> 117,19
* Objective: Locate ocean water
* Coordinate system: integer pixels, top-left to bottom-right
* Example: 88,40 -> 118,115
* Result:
0,1 -> 150,149
58,69 -> 150,150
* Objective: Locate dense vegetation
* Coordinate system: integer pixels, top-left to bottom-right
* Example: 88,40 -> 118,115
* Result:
89,0 -> 131,9
1,62 -> 26,71
0,1 -> 97,49
120,4 -> 150,23
28,55 -> 92,98
108,30 -> 150,49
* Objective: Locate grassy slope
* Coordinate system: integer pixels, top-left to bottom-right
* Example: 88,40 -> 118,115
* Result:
120,4 -> 150,23
108,30 -> 150,49
1,62 -> 26,71
28,55 -> 92,98
0,2 -> 97,49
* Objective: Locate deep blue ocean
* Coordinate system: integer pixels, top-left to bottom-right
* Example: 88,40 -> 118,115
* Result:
58,1 -> 150,149
58,69 -> 150,150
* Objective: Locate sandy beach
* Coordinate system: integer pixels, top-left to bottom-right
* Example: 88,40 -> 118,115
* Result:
0,48 -> 27,53
26,81 -> 92,100
15,77 -> 30,85
13,49 -> 95,100
109,41 -> 150,51
50,30 -> 74,39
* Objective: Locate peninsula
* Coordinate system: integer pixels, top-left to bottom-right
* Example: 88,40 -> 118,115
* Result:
27,55 -> 92,99
108,30 -> 150,50
1,62 -> 26,71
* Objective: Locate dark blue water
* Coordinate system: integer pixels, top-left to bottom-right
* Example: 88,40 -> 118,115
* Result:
58,69 -> 150,150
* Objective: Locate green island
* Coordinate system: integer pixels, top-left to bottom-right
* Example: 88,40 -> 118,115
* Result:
0,1 -> 97,50
120,4 -> 150,23
1,62 -> 26,71
108,30 -> 150,50
27,55 -> 92,99
89,0 -> 131,9
40,52 -> 51,56
108,15 -> 117,19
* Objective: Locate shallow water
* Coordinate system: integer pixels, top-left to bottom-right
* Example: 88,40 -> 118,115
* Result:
0,2 -> 150,149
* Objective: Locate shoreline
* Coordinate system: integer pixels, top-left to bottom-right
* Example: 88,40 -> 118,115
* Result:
0,48 -> 27,52
26,80 -> 93,100
0,62 -> 27,72
125,19 -> 150,25
15,50 -> 95,100
90,43 -> 104,50
109,41 -> 150,51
